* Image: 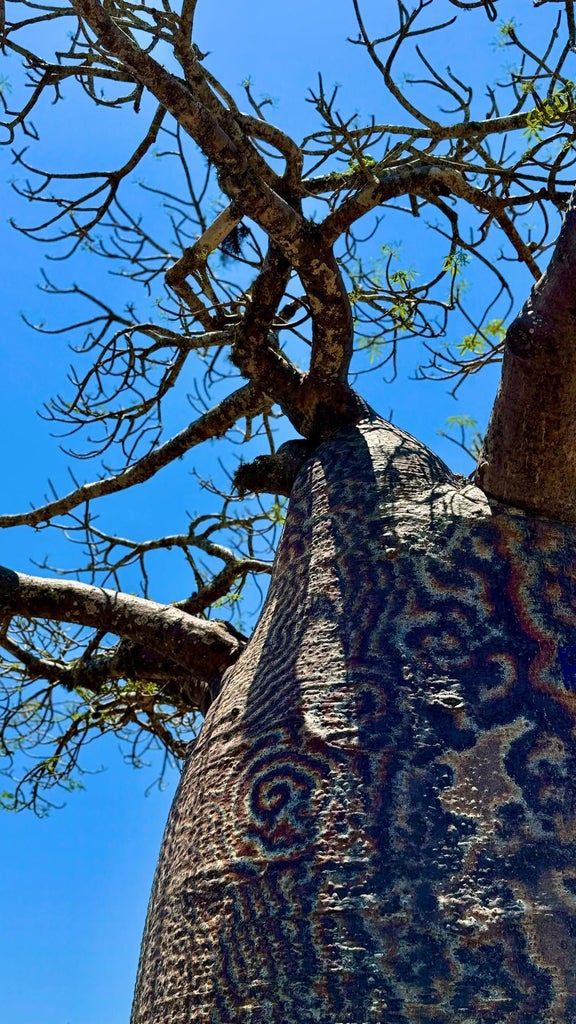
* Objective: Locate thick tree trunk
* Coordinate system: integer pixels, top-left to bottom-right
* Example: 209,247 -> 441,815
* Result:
480,189 -> 576,522
131,412 -> 576,1024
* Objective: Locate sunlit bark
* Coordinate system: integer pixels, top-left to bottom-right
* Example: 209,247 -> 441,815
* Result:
133,415 -> 576,1024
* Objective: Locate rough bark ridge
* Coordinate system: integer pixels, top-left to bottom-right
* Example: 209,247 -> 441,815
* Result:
131,412 -> 576,1024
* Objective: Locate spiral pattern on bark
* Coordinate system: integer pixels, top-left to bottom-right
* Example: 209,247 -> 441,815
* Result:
132,415 -> 576,1024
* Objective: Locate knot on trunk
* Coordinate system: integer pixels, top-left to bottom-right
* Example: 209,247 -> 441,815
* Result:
234,439 -> 315,496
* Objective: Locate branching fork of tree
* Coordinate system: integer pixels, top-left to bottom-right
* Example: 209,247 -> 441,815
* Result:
4,1 -> 576,1020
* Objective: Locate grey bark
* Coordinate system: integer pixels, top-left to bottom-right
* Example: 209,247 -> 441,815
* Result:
131,412 -> 576,1023
0,567 -> 243,711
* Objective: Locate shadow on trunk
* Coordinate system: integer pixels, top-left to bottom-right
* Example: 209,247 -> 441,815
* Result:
132,413 -> 576,1024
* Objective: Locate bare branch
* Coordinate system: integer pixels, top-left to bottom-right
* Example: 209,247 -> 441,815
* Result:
0,565 -> 243,692
0,383 -> 268,528
3,0 -> 576,795
320,164 -> 542,280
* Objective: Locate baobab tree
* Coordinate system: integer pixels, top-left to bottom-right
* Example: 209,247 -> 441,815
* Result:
2,0 -> 576,1021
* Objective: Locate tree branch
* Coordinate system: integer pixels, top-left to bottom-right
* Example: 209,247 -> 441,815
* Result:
0,566 -> 243,705
73,0 -> 244,172
0,383 -> 267,528
320,164 -> 542,279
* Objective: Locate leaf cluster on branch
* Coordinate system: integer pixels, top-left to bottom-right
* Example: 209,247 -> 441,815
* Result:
1,0 -> 576,809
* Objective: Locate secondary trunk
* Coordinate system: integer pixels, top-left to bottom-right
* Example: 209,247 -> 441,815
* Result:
131,412 -> 576,1024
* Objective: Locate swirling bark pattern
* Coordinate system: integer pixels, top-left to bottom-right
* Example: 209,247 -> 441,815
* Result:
132,414 -> 576,1024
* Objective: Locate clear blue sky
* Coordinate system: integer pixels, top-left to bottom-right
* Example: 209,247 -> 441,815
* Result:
0,2 -> 560,1021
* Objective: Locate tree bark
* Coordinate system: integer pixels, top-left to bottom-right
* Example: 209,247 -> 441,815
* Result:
480,188 -> 576,521
0,567 -> 243,712
131,411 -> 576,1024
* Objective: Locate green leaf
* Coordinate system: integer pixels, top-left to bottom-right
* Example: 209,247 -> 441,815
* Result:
523,82 -> 575,142
443,250 -> 471,276
269,499 -> 286,525
483,318 -> 507,340
445,415 -> 478,429
456,318 -> 506,355
389,268 -> 418,288
357,335 -> 385,364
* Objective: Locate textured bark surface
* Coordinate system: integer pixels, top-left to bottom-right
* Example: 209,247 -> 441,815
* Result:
480,189 -> 576,522
132,413 -> 576,1024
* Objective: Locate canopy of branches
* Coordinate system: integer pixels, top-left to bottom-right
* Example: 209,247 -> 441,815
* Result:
1,0 -> 575,810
